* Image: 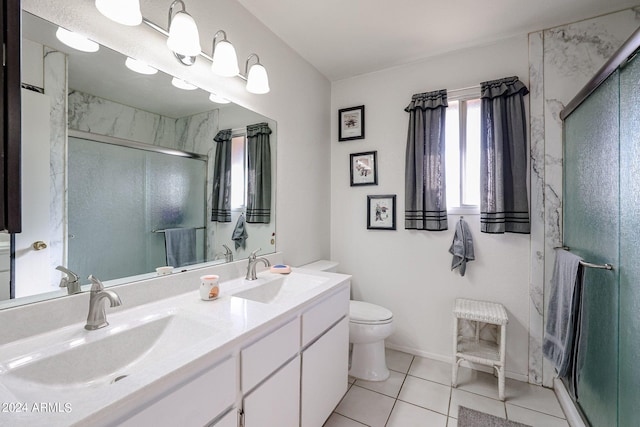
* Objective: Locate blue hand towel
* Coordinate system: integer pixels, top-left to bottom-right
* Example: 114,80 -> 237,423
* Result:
164,228 -> 197,268
449,218 -> 475,276
232,214 -> 248,249
543,249 -> 583,377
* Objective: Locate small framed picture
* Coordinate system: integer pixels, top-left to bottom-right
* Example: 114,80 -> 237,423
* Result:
350,151 -> 378,186
367,195 -> 396,230
339,105 -> 365,141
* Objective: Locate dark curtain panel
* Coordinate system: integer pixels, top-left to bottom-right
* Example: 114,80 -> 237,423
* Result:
480,76 -> 530,234
404,89 -> 448,231
246,122 -> 272,224
211,129 -> 232,222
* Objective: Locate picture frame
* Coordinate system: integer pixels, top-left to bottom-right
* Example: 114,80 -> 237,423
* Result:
338,105 -> 365,141
350,151 -> 378,186
367,195 -> 396,230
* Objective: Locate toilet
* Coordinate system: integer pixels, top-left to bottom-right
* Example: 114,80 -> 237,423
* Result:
300,260 -> 394,381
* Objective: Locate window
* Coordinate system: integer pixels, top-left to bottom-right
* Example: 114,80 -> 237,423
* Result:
445,96 -> 481,213
230,134 -> 246,209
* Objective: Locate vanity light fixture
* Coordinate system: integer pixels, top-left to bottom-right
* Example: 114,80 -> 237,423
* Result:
244,53 -> 270,94
210,30 -> 239,77
95,0 -> 142,26
55,27 -> 100,52
209,93 -> 230,104
167,0 -> 201,66
171,77 -> 197,90
125,57 -> 158,75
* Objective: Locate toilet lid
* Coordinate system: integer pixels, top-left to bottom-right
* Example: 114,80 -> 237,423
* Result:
350,301 -> 393,324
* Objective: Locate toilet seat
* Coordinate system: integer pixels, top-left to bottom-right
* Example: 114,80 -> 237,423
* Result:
350,301 -> 393,325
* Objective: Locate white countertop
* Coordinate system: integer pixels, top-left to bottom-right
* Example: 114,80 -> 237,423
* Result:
0,267 -> 350,426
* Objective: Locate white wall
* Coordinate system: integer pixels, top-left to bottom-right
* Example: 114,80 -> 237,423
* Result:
331,35 -> 532,379
23,0 -> 332,268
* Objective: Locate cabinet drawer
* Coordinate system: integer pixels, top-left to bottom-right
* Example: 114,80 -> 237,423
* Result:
241,317 -> 300,392
302,286 -> 349,346
120,356 -> 236,427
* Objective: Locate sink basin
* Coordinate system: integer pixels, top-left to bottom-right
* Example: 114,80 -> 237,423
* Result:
232,272 -> 329,304
1,309 -> 213,389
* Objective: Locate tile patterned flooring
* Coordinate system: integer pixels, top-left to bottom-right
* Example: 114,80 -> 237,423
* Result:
324,349 -> 569,427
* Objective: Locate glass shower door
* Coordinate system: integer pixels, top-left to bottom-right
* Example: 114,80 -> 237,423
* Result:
618,52 -> 640,427
563,70 -> 620,427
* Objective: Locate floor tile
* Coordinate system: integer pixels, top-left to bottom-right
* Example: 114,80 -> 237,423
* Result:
506,404 -> 570,427
398,375 -> 451,415
409,356 -> 452,386
449,388 -> 506,419
505,379 -> 566,418
386,400 -> 448,427
355,369 -> 406,398
323,412 -> 368,427
335,385 -> 395,427
454,366 -> 503,400
386,348 -> 414,373
447,418 -> 458,427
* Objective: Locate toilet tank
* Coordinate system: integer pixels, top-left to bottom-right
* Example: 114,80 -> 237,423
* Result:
299,260 -> 339,273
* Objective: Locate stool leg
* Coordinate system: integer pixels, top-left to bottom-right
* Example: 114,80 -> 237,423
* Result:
498,366 -> 505,401
452,316 -> 459,387
498,323 -> 506,400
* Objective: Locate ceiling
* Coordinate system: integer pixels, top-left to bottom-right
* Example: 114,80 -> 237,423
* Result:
237,0 -> 640,81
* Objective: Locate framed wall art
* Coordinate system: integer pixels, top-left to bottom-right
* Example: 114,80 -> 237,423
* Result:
367,195 -> 396,230
338,105 -> 365,141
350,151 -> 378,186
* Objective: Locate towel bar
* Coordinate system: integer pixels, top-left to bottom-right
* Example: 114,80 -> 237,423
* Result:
554,246 -> 614,270
579,261 -> 614,270
152,226 -> 206,233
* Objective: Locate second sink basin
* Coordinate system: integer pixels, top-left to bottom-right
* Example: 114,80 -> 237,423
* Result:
232,272 -> 329,304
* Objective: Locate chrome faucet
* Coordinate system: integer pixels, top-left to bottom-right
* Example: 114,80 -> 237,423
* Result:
245,249 -> 271,280
56,266 -> 81,295
215,244 -> 234,262
85,275 -> 122,331
222,244 -> 233,262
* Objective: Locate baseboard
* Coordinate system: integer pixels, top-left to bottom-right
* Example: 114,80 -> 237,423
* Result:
385,343 -> 529,383
553,378 -> 587,427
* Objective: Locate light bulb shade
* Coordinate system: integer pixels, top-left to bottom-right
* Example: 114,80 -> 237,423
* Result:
211,40 -> 239,77
246,63 -> 270,94
209,93 -> 230,104
125,57 -> 157,75
167,11 -> 201,57
95,0 -> 142,26
171,77 -> 197,90
55,27 -> 100,52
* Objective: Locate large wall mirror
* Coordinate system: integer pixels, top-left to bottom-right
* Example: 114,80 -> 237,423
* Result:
0,11 -> 277,308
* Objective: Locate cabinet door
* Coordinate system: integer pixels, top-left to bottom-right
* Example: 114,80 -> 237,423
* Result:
301,317 -> 349,427
243,355 -> 300,427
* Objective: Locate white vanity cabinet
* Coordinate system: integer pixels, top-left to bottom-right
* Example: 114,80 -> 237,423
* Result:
119,355 -> 236,427
301,287 -> 350,427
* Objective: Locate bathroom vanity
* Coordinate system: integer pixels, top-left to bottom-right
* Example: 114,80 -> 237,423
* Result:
0,256 -> 350,426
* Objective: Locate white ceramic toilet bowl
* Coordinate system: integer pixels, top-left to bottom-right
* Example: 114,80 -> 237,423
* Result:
349,301 -> 394,381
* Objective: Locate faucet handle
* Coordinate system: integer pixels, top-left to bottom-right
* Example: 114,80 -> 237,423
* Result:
56,265 -> 79,283
88,275 -> 105,292
249,248 -> 262,260
223,244 -> 232,255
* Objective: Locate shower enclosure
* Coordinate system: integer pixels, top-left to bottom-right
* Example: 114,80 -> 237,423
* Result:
67,133 -> 206,283
561,28 -> 640,427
